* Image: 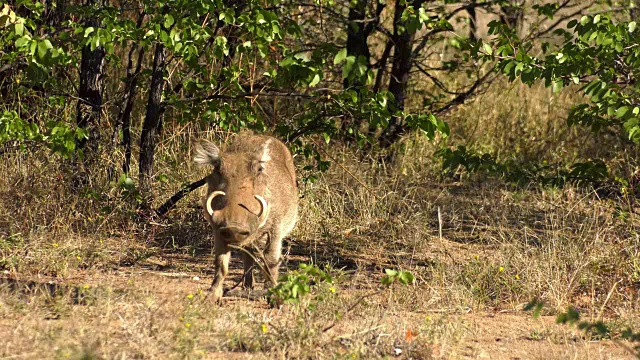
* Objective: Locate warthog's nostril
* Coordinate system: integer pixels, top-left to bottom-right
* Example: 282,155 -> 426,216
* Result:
220,228 -> 233,239
219,226 -> 250,240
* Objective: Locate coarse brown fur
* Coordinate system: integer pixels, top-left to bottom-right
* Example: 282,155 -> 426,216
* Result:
194,134 -> 298,303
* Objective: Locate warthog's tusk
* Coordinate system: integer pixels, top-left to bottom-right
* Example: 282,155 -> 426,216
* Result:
255,195 -> 268,219
206,191 -> 226,216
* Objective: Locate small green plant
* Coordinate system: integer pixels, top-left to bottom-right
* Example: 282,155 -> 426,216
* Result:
0,233 -> 24,251
381,268 -> 415,286
556,307 -> 609,340
525,299 -> 640,357
116,174 -> 141,203
528,328 -> 546,341
267,263 -> 333,305
436,145 -> 610,188
523,298 -> 545,319
458,260 -> 524,307
0,234 -> 25,272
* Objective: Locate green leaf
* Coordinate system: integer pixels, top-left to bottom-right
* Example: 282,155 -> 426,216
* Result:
524,299 -> 545,319
616,106 -> 630,118
29,40 -> 37,55
342,56 -> 356,78
90,36 -> 99,51
580,16 -> 590,26
398,271 -> 415,285
160,30 -> 169,43
37,40 -> 48,58
171,28 -> 181,42
280,56 -> 294,67
164,14 -> 174,28
384,269 -> 398,277
435,115 -> 450,137
124,177 -> 135,189
482,42 -> 493,55
625,118 -> 640,142
552,80 -> 563,93
629,21 -> 637,33
334,48 -> 347,65
84,27 -> 94,38
322,132 -> 330,144
557,307 -> 581,324
14,21 -> 23,36
615,43 -> 623,52
309,73 -> 320,87
14,36 -> 29,48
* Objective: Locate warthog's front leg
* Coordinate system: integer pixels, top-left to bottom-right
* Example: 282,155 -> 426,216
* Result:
264,232 -> 282,287
242,251 -> 255,289
210,239 -> 230,303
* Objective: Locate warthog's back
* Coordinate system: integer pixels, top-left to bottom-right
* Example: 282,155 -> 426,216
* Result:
227,134 -> 297,189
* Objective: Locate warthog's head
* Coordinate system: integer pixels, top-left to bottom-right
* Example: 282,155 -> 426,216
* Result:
194,138 -> 272,244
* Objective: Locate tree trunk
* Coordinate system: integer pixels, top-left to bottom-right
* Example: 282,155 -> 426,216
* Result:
108,11 -> 145,178
75,0 -> 105,186
379,0 -> 423,148
373,40 -> 393,93
499,1 -> 524,33
344,0 -> 370,90
468,0 -> 477,42
42,0 -> 67,29
120,46 -> 145,175
368,39 -> 393,139
76,37 -> 105,152
138,42 -> 167,208
340,0 -> 374,140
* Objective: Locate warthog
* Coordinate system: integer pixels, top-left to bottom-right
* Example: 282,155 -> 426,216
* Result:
194,134 -> 298,303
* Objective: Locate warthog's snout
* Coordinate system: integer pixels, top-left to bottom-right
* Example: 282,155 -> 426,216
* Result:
219,225 -> 251,243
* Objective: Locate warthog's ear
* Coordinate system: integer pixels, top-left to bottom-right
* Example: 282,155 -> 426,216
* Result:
194,139 -> 220,166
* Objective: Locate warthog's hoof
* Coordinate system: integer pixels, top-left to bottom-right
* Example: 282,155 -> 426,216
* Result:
208,286 -> 224,304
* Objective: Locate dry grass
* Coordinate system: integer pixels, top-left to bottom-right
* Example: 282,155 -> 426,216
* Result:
1,81 -> 640,359
443,81 -> 639,168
